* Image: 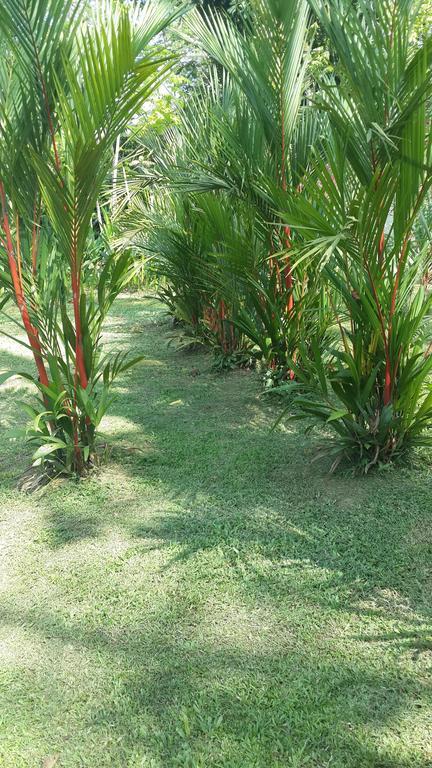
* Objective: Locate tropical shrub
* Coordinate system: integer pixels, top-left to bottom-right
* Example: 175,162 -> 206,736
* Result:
275,0 -> 432,471
116,0 -> 330,375
0,0 -> 180,476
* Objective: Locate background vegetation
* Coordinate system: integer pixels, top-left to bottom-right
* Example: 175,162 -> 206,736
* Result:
116,0 -> 432,472
0,1 -> 431,766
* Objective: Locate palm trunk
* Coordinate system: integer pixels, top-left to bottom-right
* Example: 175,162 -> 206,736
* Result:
281,102 -> 294,315
0,182 -> 49,389
111,136 -> 121,210
71,261 -> 88,390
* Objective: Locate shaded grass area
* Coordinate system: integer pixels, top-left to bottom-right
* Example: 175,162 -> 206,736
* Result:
0,296 -> 431,768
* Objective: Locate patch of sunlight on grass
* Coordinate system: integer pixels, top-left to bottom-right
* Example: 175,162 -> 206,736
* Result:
43,534 -> 136,571
359,718 -> 432,763
0,336 -> 33,359
101,414 -> 145,435
277,421 -> 301,434
355,589 -> 419,618
199,600 -> 293,653
0,378 -> 34,395
250,551 -> 343,589
139,358 -> 167,367
0,627 -> 88,674
98,464 -> 141,490
0,628 -> 46,669
0,503 -> 37,593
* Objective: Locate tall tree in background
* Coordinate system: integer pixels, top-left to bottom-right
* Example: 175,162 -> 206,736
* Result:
116,0 -> 323,373
178,0 -> 319,366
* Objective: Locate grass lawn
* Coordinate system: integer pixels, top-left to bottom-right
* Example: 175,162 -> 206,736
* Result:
0,296 -> 431,768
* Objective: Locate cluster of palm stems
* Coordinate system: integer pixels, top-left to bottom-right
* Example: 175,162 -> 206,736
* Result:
0,0 -> 431,476
118,0 -> 432,471
0,0 -> 182,476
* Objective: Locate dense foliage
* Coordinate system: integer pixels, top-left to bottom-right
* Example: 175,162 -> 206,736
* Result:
116,0 -> 432,472
1,0 -> 432,476
0,0 -> 182,475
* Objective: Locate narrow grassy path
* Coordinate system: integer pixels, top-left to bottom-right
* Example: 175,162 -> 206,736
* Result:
0,297 -> 431,768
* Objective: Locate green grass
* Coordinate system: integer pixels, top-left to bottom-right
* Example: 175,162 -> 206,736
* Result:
0,296 -> 431,768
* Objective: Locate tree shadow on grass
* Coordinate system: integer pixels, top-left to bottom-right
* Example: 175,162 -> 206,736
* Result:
36,455 -> 432,668
0,596 -> 430,768
127,483 -> 432,614
43,508 -> 102,548
36,408 -> 432,624
351,628 -> 432,656
2,298 -> 432,765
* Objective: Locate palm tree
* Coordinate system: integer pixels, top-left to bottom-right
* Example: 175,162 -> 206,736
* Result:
0,0 -> 183,475
118,0 -> 326,371
184,0 -> 314,312
276,0 -> 432,470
